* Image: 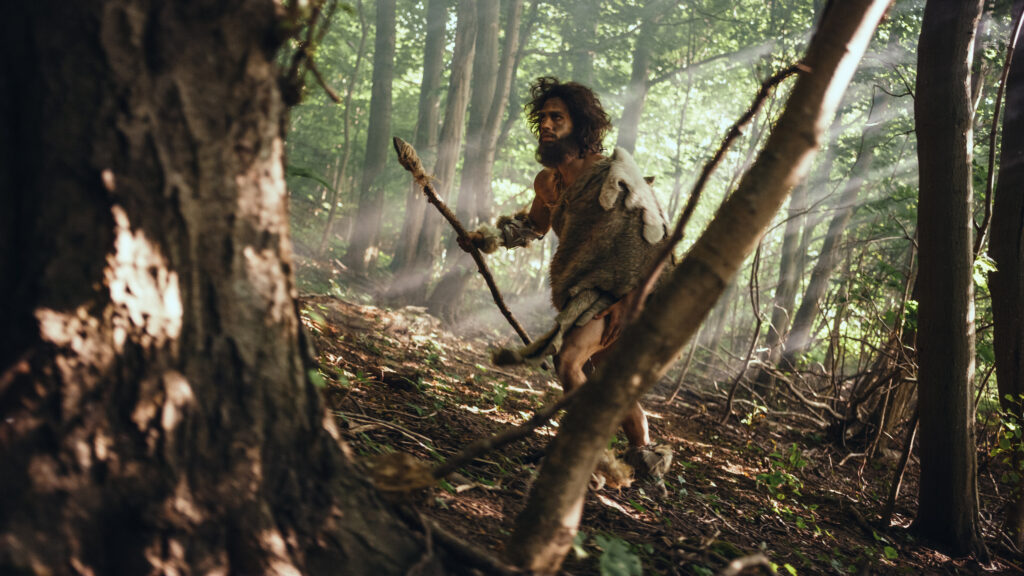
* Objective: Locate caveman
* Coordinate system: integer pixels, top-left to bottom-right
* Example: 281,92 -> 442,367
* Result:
460,77 -> 672,480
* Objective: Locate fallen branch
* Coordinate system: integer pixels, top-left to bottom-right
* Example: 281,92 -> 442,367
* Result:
430,386 -> 582,480
392,137 -> 534,350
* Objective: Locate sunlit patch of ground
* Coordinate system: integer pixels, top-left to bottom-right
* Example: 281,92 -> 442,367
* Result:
300,293 -> 1023,575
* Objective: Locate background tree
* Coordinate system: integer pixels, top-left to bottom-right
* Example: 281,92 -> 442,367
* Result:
399,0 -> 476,305
344,0 -> 397,274
913,0 -> 989,559
387,0 -> 447,304
989,0 -> 1024,549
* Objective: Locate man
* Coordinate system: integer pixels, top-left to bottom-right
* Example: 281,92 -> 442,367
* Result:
461,77 -> 672,481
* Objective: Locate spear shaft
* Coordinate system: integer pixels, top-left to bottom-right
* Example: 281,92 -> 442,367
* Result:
392,137 -> 534,348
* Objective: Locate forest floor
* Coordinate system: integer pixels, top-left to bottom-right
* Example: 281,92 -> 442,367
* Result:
297,264 -> 1022,575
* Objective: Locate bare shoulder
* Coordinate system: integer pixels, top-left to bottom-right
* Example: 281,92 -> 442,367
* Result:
533,169 -> 557,203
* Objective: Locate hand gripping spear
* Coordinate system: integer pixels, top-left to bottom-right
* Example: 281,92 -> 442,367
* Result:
392,137 -> 538,353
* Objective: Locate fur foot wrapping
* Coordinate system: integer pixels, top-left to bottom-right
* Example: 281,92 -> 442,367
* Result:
625,443 -> 674,497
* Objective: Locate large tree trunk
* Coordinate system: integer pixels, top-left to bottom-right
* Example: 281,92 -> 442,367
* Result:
912,0 -> 989,560
0,2 -> 425,573
344,0 -> 397,274
387,0 -> 447,303
506,1 -> 891,571
405,0 -> 477,305
783,91 -> 890,365
989,0 -> 1024,550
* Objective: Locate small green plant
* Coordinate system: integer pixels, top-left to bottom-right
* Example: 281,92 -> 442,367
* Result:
741,402 -> 767,426
489,381 -> 509,408
593,533 -> 642,576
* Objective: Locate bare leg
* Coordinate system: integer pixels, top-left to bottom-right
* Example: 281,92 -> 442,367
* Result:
556,319 -> 651,448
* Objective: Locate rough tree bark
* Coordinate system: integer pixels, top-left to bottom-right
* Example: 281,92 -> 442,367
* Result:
989,0 -> 1024,550
387,0 -> 447,303
0,2 -> 427,573
912,0 -> 989,560
505,1 -> 892,571
344,0 -> 396,274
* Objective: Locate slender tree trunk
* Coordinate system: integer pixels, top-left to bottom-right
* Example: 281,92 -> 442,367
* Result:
913,0 -> 989,560
506,2 -> 891,571
568,0 -> 600,86
496,0 -> 540,155
989,0 -> 1024,550
344,0 -> 396,274
428,0 -> 523,320
387,0 -> 447,303
616,1 -> 667,154
318,0 -> 369,257
0,2 -> 426,573
762,115 -> 840,370
783,92 -> 890,365
404,0 -> 477,305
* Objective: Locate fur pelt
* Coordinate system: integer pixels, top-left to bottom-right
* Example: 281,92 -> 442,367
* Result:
548,147 -> 670,312
493,148 -> 671,365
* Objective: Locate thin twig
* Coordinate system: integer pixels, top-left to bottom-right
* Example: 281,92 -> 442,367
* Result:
721,241 -> 766,424
631,63 -> 804,321
974,6 -> 1024,258
881,406 -> 918,525
308,58 -> 342,103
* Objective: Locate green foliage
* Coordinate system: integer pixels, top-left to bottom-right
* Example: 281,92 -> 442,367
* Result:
593,534 -> 643,576
993,394 -> 1024,487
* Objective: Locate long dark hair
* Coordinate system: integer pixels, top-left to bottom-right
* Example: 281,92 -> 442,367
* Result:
525,76 -> 611,156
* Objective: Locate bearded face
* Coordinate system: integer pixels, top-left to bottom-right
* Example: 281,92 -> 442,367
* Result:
536,133 -> 580,168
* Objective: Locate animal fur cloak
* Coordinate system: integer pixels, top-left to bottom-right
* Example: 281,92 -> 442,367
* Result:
494,148 -> 672,365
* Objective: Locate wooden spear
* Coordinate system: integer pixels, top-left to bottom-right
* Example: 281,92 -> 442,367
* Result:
392,137 -> 535,349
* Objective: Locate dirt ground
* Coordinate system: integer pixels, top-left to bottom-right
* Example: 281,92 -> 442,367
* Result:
299,291 -> 1022,575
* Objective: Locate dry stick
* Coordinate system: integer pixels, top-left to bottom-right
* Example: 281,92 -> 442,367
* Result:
881,405 -> 919,525
630,64 -> 804,321
974,7 -> 1024,258
664,324 -> 703,405
430,386 -> 582,480
721,241 -> 766,424
396,505 -> 521,575
392,137 -> 533,349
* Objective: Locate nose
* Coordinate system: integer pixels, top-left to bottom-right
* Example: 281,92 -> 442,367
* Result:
540,116 -> 554,132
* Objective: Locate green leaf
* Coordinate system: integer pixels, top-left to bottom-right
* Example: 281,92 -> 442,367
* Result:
307,369 -> 326,389
883,546 -> 898,560
286,164 -> 336,193
784,563 -> 799,575
595,534 -> 643,576
572,531 -> 590,560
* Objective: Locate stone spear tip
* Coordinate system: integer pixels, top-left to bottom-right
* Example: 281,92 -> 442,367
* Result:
392,137 -> 425,181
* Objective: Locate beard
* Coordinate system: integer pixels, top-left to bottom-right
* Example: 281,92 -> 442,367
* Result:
536,134 -> 579,168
